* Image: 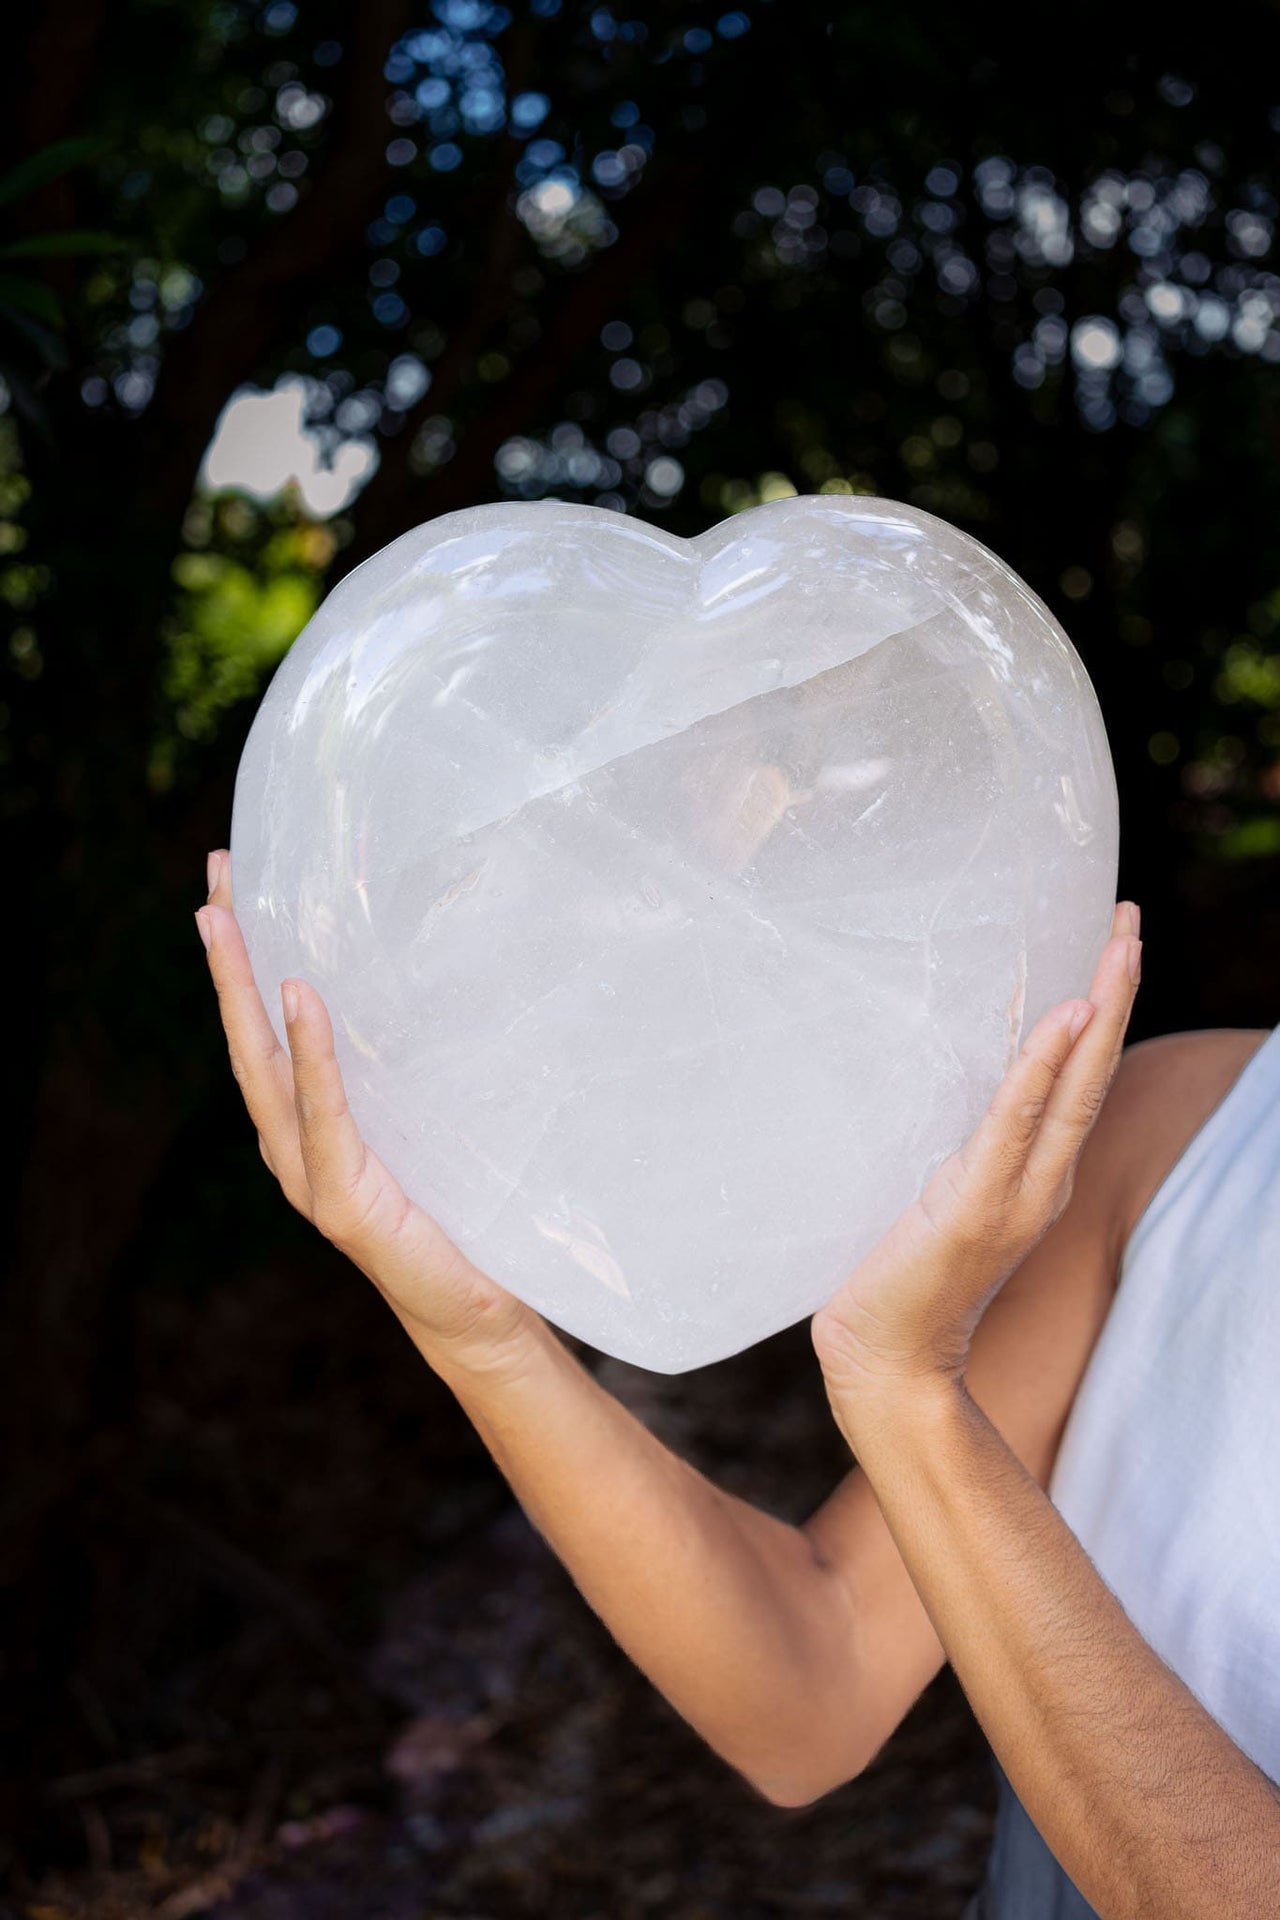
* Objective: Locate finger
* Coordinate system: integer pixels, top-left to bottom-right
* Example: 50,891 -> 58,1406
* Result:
196,891 -> 304,1187
1025,927 -> 1140,1189
957,995 -> 1094,1203
1110,899 -> 1140,940
975,907 -> 1140,1193
282,978 -> 377,1228
207,846 -> 234,910
281,984 -> 507,1299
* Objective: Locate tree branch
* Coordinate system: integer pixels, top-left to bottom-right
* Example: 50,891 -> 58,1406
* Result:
342,156 -> 704,569
144,0 -> 413,511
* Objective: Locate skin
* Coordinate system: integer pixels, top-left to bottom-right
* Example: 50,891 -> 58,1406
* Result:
197,856 -> 1279,1918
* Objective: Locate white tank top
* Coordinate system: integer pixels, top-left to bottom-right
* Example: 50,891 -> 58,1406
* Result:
976,1021 -> 1280,1918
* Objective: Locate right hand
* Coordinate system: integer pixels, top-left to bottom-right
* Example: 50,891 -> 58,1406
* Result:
195,848 -> 542,1378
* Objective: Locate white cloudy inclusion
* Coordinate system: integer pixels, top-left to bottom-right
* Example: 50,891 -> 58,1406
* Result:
230,495 -> 1119,1373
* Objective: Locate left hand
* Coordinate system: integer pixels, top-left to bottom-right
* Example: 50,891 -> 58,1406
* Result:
811,902 -> 1142,1416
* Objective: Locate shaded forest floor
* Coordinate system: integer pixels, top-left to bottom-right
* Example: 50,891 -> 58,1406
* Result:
18,1236 -> 996,1920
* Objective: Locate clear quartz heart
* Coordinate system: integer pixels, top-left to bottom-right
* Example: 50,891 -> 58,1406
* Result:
231,495 -> 1119,1373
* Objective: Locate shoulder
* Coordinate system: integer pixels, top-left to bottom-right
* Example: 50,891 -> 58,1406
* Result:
1082,1026 -> 1274,1255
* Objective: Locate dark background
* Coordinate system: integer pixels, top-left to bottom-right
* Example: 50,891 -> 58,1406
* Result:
4,2 -> 1280,1914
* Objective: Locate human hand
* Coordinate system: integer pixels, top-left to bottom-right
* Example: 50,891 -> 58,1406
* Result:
195,849 -> 541,1379
810,903 -> 1142,1430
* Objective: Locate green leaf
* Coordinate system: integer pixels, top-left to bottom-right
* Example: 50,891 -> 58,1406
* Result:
0,231 -> 127,260
0,273 -> 65,325
0,136 -> 106,209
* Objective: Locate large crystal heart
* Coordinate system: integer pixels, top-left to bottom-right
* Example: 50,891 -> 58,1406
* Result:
231,495 -> 1118,1373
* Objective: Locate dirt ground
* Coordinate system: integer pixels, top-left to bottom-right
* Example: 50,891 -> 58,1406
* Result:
21,1256 -> 996,1920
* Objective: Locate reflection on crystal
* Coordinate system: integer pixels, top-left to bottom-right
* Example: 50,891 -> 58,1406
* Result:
230,494 -> 1119,1373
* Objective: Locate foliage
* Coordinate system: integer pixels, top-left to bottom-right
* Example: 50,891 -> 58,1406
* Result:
154,499 -> 333,785
4,0 -> 1280,856
0,135 -> 124,414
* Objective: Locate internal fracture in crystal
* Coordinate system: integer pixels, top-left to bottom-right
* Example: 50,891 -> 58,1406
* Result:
230,495 -> 1119,1372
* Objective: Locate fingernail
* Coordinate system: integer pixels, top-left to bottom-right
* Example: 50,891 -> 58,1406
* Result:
1068,1002 -> 1094,1040
1127,938 -> 1142,985
1127,901 -> 1141,937
282,982 -> 299,1022
194,908 -> 212,953
206,851 -> 220,899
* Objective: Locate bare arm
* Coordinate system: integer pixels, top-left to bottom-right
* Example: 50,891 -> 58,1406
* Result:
810,921 -> 1280,1916
430,1019 -> 1274,1815
196,852 -> 1251,1815
792,1021 -> 1274,1802
201,847 -> 1117,1801
843,1372 -> 1280,1918
420,1083 -> 1127,1806
428,1322 -> 859,1805
198,848 -> 866,1802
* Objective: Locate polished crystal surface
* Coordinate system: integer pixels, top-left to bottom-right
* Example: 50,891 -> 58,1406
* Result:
230,495 -> 1119,1373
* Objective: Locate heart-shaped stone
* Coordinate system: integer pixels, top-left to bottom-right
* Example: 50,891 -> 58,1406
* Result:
231,495 -> 1118,1373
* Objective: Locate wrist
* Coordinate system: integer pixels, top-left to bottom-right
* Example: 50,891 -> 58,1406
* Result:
820,1352 -> 970,1461
401,1288 -> 556,1394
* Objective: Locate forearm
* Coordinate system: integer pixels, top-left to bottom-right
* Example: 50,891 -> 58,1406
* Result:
422,1312 -> 855,1804
844,1381 -> 1280,1920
